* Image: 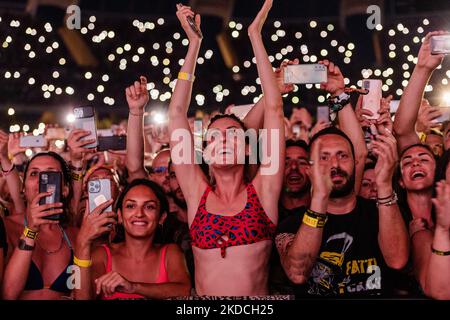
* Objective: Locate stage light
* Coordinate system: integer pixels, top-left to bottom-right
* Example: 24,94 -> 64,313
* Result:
442,92 -> 450,106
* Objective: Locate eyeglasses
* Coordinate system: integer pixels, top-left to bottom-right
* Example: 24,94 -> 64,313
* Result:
152,166 -> 168,174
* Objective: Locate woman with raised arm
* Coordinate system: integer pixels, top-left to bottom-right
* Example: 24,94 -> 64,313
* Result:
393,31 -> 449,298
0,130 -> 26,216
168,0 -> 284,296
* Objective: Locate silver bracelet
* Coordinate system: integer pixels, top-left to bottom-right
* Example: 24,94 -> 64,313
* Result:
376,191 -> 398,207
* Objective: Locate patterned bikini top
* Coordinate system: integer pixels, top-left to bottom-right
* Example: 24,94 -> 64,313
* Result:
189,183 -> 276,258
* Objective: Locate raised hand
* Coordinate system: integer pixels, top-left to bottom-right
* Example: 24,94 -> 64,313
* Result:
76,199 -> 116,248
307,140 -> 333,199
417,31 -> 448,72
248,0 -> 273,35
371,127 -> 398,194
8,132 -> 27,158
95,271 -> 135,297
355,95 -> 374,128
432,180 -> 450,231
310,121 -> 331,138
416,101 -> 443,133
67,129 -> 96,162
26,192 -> 63,232
376,95 -> 394,133
318,60 -> 345,96
176,3 -> 202,42
126,76 -> 149,114
0,129 -> 9,158
275,59 -> 299,94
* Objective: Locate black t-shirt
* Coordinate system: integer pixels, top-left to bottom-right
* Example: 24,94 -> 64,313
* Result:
269,204 -> 307,294
0,217 -> 7,256
277,197 -> 393,298
161,214 -> 195,287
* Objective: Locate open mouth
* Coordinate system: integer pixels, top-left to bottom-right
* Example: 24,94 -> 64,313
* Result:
217,148 -> 233,155
131,221 -> 148,226
410,170 -> 426,180
287,174 -> 303,184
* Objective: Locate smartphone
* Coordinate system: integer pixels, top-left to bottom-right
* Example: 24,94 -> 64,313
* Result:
72,106 -> 98,148
432,107 -> 450,124
229,104 -> 254,120
88,179 -> 112,213
362,79 -> 382,120
39,171 -> 62,221
46,128 -> 66,140
431,35 -> 450,55
390,100 -> 400,113
97,129 -> 114,137
97,135 -> 126,151
316,106 -> 330,123
177,3 -> 203,39
284,64 -> 327,84
19,135 -> 47,148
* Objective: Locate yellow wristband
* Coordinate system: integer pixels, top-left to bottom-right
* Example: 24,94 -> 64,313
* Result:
73,256 -> 92,268
302,211 -> 327,228
23,227 -> 38,240
178,71 -> 195,82
71,172 -> 83,181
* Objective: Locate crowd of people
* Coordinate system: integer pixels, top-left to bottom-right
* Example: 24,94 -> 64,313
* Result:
0,0 -> 449,300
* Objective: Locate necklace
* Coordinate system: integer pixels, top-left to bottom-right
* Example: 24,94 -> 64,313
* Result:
36,226 -> 65,255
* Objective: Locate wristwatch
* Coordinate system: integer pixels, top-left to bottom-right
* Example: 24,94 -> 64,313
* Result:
18,239 -> 35,251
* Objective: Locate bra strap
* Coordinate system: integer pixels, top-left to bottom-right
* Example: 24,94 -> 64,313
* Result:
101,244 -> 113,272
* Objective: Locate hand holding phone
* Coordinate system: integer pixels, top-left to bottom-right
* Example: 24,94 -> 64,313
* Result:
176,3 -> 203,39
88,179 -> 112,213
432,107 -> 450,124
431,35 -> 450,55
72,106 -> 98,149
362,79 -> 382,120
39,171 -> 63,221
316,106 -> 330,124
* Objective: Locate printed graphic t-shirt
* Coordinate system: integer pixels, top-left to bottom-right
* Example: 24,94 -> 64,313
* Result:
277,197 -> 393,298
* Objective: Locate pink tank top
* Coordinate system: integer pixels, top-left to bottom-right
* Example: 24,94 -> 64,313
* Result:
100,244 -> 169,300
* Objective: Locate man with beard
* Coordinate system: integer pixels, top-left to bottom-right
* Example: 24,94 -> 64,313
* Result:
270,139 -> 311,294
161,160 -> 195,287
275,59 -> 409,297
279,139 -> 311,224
276,126 -> 409,297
